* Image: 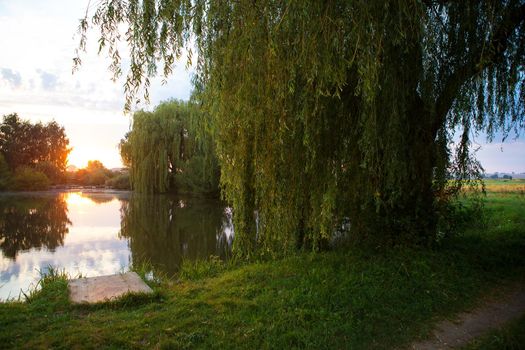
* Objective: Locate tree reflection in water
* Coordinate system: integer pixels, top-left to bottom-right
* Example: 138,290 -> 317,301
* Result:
0,194 -> 71,260
119,194 -> 233,276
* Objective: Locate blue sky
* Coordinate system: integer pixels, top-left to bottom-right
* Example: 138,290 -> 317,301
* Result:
0,0 -> 523,172
466,132 -> 524,174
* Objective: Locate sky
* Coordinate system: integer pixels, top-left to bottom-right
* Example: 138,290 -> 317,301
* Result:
0,0 -> 192,169
0,0 -> 524,172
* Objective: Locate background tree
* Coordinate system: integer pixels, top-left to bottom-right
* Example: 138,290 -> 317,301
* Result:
0,113 -> 71,185
79,1 -> 525,256
125,99 -> 219,194
0,154 -> 11,190
118,132 -> 132,168
70,160 -> 115,186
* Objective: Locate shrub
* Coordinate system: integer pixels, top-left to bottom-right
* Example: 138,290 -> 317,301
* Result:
11,166 -> 51,191
34,161 -> 65,184
0,153 -> 11,190
86,169 -> 108,186
105,173 -> 131,190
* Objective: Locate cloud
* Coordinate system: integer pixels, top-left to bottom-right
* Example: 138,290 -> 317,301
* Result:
38,70 -> 59,90
0,0 -> 193,170
1,68 -> 22,88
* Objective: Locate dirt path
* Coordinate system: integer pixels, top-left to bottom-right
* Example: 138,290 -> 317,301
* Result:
411,283 -> 525,349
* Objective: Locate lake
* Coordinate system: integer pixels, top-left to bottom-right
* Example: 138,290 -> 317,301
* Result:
0,191 -> 233,301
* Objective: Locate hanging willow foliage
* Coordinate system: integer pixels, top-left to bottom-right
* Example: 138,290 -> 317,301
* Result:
78,0 -> 525,257
122,99 -> 219,194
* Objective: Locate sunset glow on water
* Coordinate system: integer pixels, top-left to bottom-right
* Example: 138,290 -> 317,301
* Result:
0,191 -> 232,301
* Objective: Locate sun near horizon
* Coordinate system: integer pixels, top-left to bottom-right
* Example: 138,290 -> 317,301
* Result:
67,147 -> 124,170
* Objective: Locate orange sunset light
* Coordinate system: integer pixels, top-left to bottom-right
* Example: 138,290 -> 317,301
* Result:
67,147 -> 123,169
67,149 -> 93,169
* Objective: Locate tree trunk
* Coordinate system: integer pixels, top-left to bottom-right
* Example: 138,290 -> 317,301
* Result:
349,103 -> 438,245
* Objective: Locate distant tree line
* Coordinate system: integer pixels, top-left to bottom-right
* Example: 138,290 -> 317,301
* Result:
485,172 -> 513,180
0,113 -> 70,190
66,160 -> 130,189
0,113 -> 130,191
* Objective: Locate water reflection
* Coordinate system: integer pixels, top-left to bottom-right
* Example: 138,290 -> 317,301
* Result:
0,191 -> 232,300
0,195 -> 70,260
120,194 -> 233,276
0,192 -> 128,300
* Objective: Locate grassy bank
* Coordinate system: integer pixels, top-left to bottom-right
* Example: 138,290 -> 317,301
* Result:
0,192 -> 524,349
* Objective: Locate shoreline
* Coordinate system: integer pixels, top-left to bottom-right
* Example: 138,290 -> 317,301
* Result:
0,188 -> 132,196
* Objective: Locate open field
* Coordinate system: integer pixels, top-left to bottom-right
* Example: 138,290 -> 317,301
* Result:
482,179 -> 525,194
0,189 -> 524,349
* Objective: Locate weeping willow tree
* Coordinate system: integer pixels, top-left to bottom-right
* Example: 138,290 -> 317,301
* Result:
78,1 -> 525,256
122,99 -> 219,194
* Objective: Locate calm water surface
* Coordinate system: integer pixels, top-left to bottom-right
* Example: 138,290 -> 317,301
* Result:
0,191 -> 232,301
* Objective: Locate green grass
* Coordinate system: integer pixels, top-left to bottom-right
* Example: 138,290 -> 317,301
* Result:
0,193 -> 524,349
19,266 -> 70,310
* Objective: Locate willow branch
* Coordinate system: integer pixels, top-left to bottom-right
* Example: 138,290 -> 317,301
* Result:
432,2 -> 525,135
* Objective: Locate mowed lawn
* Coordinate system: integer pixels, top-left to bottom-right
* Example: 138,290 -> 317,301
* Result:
0,190 -> 524,349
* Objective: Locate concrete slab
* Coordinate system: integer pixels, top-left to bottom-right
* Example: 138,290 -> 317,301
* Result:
68,272 -> 153,304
